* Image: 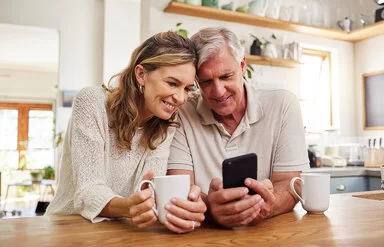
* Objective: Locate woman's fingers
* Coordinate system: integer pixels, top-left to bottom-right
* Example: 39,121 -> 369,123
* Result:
188,185 -> 201,202
132,210 -> 157,228
165,199 -> 205,223
128,188 -> 156,221
164,213 -> 200,233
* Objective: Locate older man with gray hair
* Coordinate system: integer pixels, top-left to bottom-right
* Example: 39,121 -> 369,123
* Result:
167,27 -> 309,228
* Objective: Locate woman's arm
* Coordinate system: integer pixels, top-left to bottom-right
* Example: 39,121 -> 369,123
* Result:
99,171 -> 158,228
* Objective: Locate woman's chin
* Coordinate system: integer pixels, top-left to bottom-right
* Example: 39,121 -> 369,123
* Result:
156,112 -> 174,120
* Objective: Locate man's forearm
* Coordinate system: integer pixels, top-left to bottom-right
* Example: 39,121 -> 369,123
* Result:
270,181 -> 298,217
269,171 -> 301,217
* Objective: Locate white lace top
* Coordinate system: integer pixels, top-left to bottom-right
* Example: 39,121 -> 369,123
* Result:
45,86 -> 176,223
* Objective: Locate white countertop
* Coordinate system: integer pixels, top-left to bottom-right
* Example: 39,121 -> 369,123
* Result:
302,167 -> 381,177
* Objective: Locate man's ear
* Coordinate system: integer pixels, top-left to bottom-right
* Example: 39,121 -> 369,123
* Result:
240,57 -> 247,76
135,64 -> 145,86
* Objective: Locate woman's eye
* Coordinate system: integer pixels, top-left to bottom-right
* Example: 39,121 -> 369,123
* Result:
167,82 -> 177,87
185,85 -> 197,92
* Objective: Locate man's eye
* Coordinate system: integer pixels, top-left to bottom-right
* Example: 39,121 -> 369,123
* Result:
199,80 -> 211,84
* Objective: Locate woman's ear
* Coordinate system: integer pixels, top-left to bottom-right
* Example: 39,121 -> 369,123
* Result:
135,64 -> 145,86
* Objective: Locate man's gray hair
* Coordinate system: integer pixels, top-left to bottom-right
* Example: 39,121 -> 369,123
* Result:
190,27 -> 245,69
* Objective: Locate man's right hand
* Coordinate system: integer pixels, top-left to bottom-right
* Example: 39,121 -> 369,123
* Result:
206,178 -> 264,228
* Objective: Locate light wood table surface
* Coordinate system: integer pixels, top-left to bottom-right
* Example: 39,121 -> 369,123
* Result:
1,191 -> 383,246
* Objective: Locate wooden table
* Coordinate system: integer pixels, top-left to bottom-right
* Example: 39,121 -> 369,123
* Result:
1,191 -> 383,246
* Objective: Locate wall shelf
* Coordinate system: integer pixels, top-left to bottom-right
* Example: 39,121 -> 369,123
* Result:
245,54 -> 301,68
164,2 -> 384,43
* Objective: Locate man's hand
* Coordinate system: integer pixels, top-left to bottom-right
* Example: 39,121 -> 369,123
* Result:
206,178 -> 264,228
243,171 -> 301,224
244,178 -> 276,224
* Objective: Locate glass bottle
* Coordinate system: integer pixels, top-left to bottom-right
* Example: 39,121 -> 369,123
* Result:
379,138 -> 384,167
381,164 -> 384,190
364,139 -> 372,167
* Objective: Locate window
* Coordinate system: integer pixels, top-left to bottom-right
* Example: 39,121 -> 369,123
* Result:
0,103 -> 54,170
300,49 -> 332,133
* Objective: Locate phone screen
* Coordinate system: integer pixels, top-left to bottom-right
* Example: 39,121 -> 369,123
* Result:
222,153 -> 258,195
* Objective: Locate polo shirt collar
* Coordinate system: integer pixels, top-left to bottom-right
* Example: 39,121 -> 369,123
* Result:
196,81 -> 264,126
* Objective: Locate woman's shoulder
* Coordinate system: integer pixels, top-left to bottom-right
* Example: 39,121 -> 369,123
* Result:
73,86 -> 107,108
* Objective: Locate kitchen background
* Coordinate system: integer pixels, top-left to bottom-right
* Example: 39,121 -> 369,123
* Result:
1,0 -> 384,207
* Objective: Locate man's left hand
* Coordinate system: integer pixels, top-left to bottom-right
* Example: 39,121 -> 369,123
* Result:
244,178 -> 276,224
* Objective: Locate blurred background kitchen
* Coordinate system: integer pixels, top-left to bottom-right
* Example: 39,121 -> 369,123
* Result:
1,0 -> 384,217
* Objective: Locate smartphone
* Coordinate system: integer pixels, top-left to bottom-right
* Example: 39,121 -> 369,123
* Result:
222,153 -> 258,195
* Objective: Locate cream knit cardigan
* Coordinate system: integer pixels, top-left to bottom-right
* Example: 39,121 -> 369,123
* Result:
45,86 -> 176,223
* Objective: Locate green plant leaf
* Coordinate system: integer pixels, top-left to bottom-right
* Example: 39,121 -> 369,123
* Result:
176,29 -> 188,38
247,69 -> 252,79
246,64 -> 254,79
176,22 -> 182,27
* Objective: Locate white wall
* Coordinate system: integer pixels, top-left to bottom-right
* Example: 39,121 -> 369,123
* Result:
103,0 -> 141,83
0,0 -> 104,90
355,34 -> 384,141
0,68 -> 57,101
0,0 -> 104,133
142,0 -> 356,136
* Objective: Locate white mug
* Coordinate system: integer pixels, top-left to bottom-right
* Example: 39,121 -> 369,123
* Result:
137,175 -> 190,224
290,173 -> 330,214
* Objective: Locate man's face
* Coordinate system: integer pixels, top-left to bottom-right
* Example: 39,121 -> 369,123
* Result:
197,44 -> 246,117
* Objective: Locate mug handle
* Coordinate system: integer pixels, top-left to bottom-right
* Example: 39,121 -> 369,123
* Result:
137,180 -> 158,216
289,177 -> 304,204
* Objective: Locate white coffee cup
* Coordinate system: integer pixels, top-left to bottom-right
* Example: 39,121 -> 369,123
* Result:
290,173 -> 330,214
137,175 -> 190,224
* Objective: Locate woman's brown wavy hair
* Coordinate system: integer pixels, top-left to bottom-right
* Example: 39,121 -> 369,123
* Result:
105,31 -> 197,151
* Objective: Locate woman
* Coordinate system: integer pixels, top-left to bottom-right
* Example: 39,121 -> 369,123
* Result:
45,31 -> 206,233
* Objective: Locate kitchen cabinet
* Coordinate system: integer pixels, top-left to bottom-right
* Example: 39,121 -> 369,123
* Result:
164,2 -> 384,43
331,176 -> 381,194
368,177 -> 381,190
302,167 -> 381,194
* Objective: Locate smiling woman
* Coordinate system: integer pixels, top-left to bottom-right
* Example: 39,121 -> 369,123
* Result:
44,31 -> 207,234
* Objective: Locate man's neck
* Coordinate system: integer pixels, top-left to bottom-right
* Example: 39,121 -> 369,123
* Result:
213,98 -> 247,135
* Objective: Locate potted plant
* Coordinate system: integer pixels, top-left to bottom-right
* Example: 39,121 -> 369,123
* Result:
42,166 -> 55,180
30,170 -> 42,182
250,35 -> 263,56
250,34 -> 277,58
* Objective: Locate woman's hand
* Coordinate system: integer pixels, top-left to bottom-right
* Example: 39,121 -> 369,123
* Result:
163,185 -> 207,234
128,171 -> 158,229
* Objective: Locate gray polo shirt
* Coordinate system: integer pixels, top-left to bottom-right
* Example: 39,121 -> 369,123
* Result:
168,82 -> 309,194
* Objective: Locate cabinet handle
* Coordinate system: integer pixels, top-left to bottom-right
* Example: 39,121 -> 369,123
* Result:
336,184 -> 346,191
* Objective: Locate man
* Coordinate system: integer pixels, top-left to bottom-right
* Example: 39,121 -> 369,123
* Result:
167,27 -> 309,228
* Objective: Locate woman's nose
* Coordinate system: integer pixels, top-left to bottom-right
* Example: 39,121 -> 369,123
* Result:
172,89 -> 187,103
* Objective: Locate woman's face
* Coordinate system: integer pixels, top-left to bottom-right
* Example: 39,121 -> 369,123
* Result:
137,62 -> 196,121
